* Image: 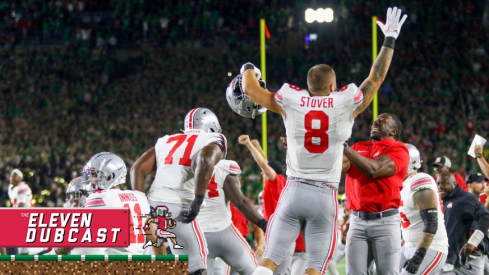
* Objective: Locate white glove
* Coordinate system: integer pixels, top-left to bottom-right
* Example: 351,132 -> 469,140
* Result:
376,7 -> 407,39
240,62 -> 262,79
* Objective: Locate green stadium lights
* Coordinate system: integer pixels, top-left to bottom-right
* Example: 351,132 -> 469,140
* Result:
305,8 -> 334,23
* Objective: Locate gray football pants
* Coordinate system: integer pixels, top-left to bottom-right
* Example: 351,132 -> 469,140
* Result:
205,224 -> 257,275
400,246 -> 447,274
148,200 -> 208,273
346,212 -> 402,275
441,255 -> 484,275
263,179 -> 338,274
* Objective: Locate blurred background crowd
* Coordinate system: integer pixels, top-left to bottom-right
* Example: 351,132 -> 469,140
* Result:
0,0 -> 488,207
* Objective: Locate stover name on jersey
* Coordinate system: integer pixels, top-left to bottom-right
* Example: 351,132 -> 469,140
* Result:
197,159 -> 241,232
275,83 -> 363,186
400,172 -> 448,254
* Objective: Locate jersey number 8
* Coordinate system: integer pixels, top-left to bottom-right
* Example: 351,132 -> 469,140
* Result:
304,111 -> 329,153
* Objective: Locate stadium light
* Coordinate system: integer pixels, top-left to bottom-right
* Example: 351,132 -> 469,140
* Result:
305,8 -> 334,23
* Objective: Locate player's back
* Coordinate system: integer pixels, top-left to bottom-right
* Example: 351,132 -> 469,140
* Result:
149,131 -> 226,204
85,189 -> 150,254
400,172 -> 448,253
275,83 -> 363,185
197,159 -> 241,232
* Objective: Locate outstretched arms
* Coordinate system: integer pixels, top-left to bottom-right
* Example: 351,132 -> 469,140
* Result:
352,7 -> 408,120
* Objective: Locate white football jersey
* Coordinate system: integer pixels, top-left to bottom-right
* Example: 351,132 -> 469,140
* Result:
197,159 -> 242,232
400,172 -> 448,254
275,83 -> 363,185
84,189 -> 151,254
148,130 -> 227,204
8,182 -> 33,207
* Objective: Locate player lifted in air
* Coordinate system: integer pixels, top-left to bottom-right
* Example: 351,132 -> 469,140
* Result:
230,6 -> 407,275
399,144 -> 448,274
131,107 -> 226,275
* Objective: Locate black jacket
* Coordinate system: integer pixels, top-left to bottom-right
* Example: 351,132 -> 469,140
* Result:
443,185 -> 489,266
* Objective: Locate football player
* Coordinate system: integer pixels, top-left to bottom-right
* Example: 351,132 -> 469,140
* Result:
131,107 -> 226,275
399,144 -> 448,274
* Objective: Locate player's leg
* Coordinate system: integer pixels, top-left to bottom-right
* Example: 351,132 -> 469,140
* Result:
400,248 -> 446,275
327,233 -> 345,275
212,257 -> 228,275
149,200 -> 208,273
275,244 -> 294,275
346,215 -> 371,274
254,180 -> 301,274
299,184 -> 338,275
219,224 -> 257,275
370,214 -> 401,275
204,230 -> 225,275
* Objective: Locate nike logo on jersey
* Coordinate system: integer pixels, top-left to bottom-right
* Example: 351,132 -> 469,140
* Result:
373,151 -> 380,157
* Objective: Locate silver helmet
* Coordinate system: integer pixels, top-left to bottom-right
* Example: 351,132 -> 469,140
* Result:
183,108 -> 222,133
66,177 -> 91,207
82,152 -> 127,190
405,143 -> 422,174
226,74 -> 267,119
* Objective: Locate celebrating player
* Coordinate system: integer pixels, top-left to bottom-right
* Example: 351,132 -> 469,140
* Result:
399,144 -> 448,274
197,159 -> 267,275
233,6 -> 407,275
131,107 -> 226,275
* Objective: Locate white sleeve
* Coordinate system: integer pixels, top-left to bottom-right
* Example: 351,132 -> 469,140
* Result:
275,83 -> 290,107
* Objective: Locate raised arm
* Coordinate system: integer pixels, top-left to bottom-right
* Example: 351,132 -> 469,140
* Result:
403,188 -> 439,273
182,143 -> 222,223
241,64 -> 284,116
353,7 -> 407,120
238,135 -> 277,180
223,174 -> 268,233
130,147 -> 157,193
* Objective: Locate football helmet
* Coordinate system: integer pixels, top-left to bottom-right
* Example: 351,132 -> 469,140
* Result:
183,108 -> 222,134
66,177 -> 91,207
82,152 -> 127,190
405,143 -> 422,174
226,74 -> 267,118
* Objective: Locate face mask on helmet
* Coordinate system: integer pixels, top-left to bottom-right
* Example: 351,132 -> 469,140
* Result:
82,152 -> 127,190
183,108 -> 222,134
405,143 -> 422,174
226,74 -> 267,119
66,177 -> 91,207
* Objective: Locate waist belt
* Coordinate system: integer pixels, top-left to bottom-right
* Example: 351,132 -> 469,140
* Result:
353,208 -> 399,220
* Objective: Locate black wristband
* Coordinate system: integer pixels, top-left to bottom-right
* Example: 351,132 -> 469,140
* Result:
257,219 -> 268,233
243,63 -> 255,71
476,153 -> 484,159
193,195 -> 205,206
383,37 -> 396,50
413,247 -> 427,262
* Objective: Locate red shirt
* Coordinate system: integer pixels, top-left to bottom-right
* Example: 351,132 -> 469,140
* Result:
230,202 -> 250,238
262,174 -> 287,221
346,138 -> 409,212
433,173 -> 467,191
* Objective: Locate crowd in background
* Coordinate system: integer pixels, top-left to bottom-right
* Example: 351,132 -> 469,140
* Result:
0,0 -> 488,207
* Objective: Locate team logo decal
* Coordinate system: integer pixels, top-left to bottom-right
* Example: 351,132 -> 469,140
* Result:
447,202 -> 452,209
142,206 -> 184,250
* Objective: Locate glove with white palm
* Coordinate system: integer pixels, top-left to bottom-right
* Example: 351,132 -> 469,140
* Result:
376,7 -> 408,40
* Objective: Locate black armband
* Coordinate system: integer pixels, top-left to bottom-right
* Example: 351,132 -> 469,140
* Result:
257,219 -> 268,233
420,208 -> 438,234
383,37 -> 396,50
